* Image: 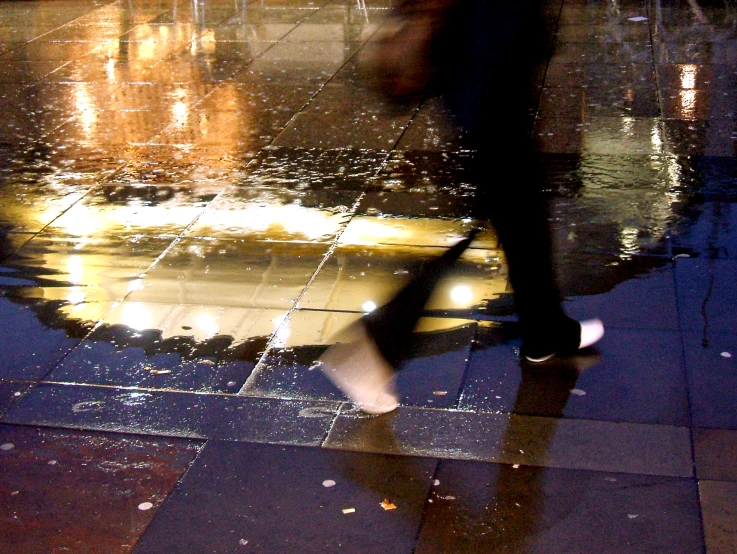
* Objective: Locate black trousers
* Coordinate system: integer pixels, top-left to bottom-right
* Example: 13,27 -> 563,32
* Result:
363,0 -> 578,363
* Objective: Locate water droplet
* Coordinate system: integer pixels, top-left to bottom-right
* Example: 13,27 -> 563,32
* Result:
1,443 -> 15,451
721,352 -> 732,358
322,480 -> 336,488
138,502 -> 154,511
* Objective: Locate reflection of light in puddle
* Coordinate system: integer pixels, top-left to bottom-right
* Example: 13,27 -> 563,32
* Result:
66,255 -> 84,284
450,285 -> 472,305
66,290 -> 86,305
619,226 -> 640,257
122,303 -> 153,331
361,301 -> 377,313
196,313 -> 219,338
172,100 -> 188,127
679,90 -> 697,120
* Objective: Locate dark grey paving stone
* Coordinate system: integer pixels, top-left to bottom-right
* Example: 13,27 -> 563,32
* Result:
684,332 -> 737,429
700,480 -> 737,554
676,259 -> 737,335
0,423 -> 202,554
241,147 -> 386,192
0,297 -> 108,381
325,407 -> 692,477
562,263 -> 679,331
460,324 -> 690,426
663,119 -> 737,157
2,383 -> 339,445
694,428 -> 737,481
416,459 -> 703,554
369,150 -> 476,196
0,380 -> 34,417
671,202 -> 737,260
133,441 -> 436,554
46,315 -> 269,393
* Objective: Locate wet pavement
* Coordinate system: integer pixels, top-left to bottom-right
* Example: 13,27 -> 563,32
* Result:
0,0 -> 736,551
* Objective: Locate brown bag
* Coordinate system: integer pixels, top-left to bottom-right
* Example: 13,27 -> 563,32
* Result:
359,0 -> 452,100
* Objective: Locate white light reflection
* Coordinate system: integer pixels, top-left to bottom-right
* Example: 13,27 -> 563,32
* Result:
122,303 -> 153,331
619,227 -> 641,258
450,285 -> 473,305
362,301 -> 377,313
66,255 -> 84,284
271,313 -> 291,348
196,313 -> 219,338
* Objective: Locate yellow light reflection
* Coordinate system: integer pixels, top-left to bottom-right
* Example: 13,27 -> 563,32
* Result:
679,89 -> 697,120
66,255 -> 84,284
73,84 -> 97,139
680,64 -> 698,89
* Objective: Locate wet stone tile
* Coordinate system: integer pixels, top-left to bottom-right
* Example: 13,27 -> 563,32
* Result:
299,244 -> 505,312
0,424 -> 202,554
533,117 -> 667,155
244,313 -> 475,409
305,82 -> 418,117
2,383 -> 339,444
243,147 -> 386,192
325,407 -> 693,477
104,145 -> 248,186
655,41 -> 737,65
460,324 -> 690,426
185,186 -> 358,242
0,173 -> 93,233
556,23 -> 651,43
0,298 -> 109,381
370,150 -> 476,195
196,81 -> 318,118
355,191 -> 475,220
544,62 -> 656,89
662,86 -> 737,120
416,460 -> 703,554
0,380 -> 34,417
657,63 -> 737,92
155,108 -> 289,152
49,109 -> 172,146
538,86 -> 660,119
683,332 -> 737,430
0,234 -> 174,303
694,428 -> 737,481
273,111 -> 411,150
558,6 -> 650,26
44,183 -> 214,238
395,98 -> 466,152
672,202 -> 737,260
700,480 -> 737,554
559,259 -> 679,330
0,41 -> 99,61
551,41 -> 653,65
129,238 -> 329,309
37,81 -> 217,113
663,119 -> 737,157
47,303 -> 284,393
0,233 -> 33,262
676,258 -> 737,335
133,441 -> 435,553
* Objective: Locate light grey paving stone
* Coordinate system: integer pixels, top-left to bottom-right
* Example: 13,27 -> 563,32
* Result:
700,480 -> 737,554
324,407 -> 693,477
694,428 -> 737,481
2,383 -> 339,446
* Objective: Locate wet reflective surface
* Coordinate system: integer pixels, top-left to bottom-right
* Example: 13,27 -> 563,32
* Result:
1,0 -> 736,550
